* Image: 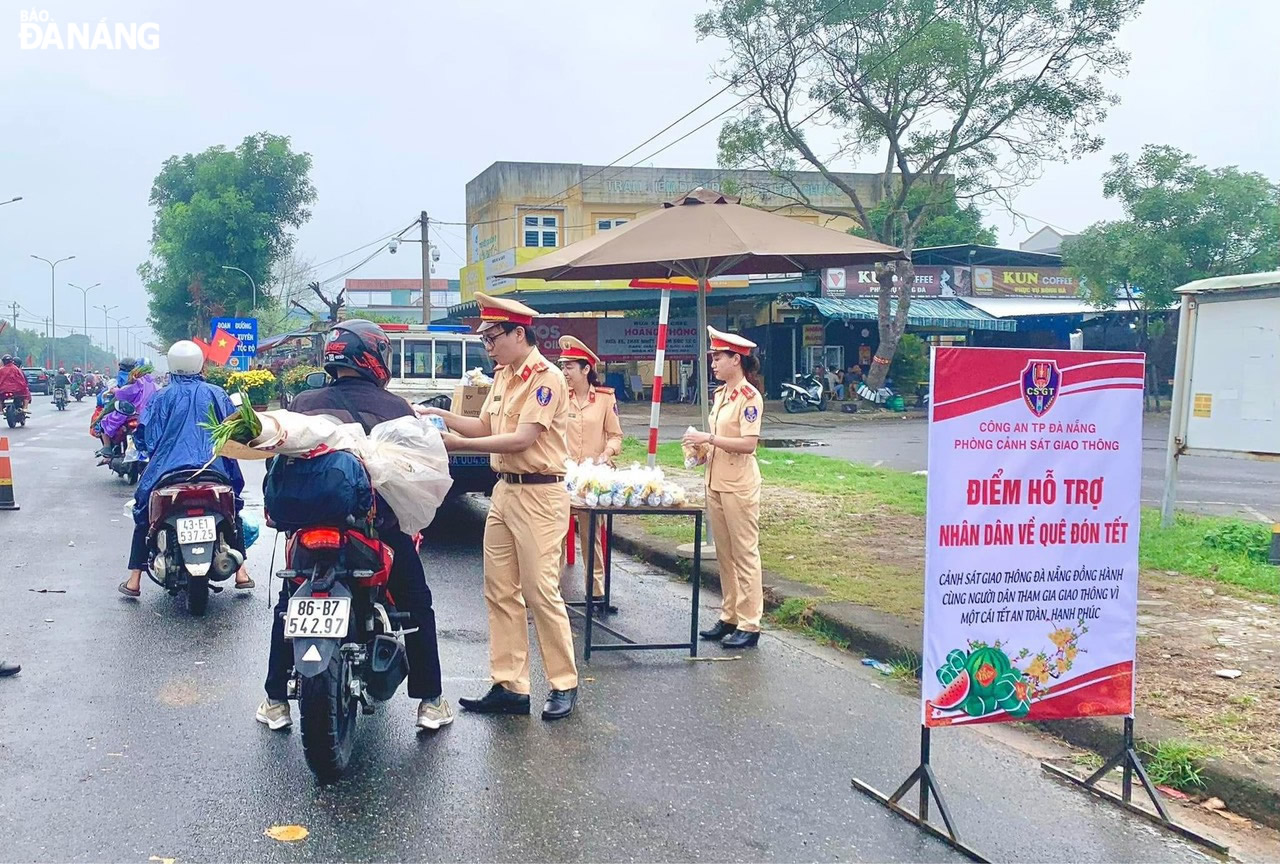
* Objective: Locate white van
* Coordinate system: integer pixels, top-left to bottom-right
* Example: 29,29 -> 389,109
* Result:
381,323 -> 497,495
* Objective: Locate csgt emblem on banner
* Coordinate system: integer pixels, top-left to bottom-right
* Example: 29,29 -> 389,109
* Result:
1022,360 -> 1061,417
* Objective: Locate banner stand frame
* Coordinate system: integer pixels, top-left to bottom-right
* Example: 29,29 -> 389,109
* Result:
851,726 -> 987,864
1040,716 -> 1229,858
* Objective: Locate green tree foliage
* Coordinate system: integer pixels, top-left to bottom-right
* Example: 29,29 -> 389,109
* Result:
698,0 -> 1142,388
1065,145 -> 1280,311
139,133 -> 316,343
851,186 -> 997,248
2,327 -> 117,371
1063,145 -> 1279,408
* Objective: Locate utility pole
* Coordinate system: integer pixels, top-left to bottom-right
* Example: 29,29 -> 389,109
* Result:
7,302 -> 17,356
420,211 -> 432,325
30,254 -> 74,370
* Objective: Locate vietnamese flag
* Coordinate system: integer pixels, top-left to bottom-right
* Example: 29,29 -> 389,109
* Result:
203,329 -> 240,366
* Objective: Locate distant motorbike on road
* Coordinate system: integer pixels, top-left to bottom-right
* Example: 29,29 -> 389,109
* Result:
3,394 -> 27,428
146,468 -> 244,616
781,372 -> 829,413
53,387 -> 68,411
268,448 -> 408,781
70,383 -> 84,402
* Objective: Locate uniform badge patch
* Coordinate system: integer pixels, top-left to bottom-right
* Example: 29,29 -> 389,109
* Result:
535,386 -> 553,406
744,405 -> 759,422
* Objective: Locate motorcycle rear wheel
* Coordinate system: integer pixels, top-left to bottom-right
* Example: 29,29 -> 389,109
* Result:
782,396 -> 801,414
300,655 -> 358,782
186,576 -> 209,616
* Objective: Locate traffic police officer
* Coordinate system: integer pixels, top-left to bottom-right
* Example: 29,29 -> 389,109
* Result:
557,335 -> 623,608
682,326 -> 765,649
425,293 -> 580,720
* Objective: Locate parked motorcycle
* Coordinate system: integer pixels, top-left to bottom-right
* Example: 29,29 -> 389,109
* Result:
146,468 -> 244,616
53,387 -> 68,411
277,516 -> 409,781
781,372 -> 828,413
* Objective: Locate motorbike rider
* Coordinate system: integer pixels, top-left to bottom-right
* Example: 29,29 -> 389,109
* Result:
96,362 -> 158,461
0,355 -> 31,413
53,367 -> 71,397
70,366 -> 85,392
118,341 -> 253,597
256,319 -> 452,734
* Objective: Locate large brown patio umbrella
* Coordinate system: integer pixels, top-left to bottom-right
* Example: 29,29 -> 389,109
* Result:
501,187 -> 905,425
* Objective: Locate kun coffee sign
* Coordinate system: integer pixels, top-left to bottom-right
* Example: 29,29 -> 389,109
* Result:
971,267 -> 1080,298
822,266 -> 966,298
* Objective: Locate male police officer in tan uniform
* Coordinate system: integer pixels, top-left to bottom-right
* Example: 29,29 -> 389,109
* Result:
557,335 -> 623,607
423,293 -> 580,719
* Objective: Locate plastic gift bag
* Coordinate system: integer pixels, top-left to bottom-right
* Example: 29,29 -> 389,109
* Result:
354,416 -> 454,535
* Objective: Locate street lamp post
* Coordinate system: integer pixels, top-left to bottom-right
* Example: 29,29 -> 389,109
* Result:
1,196 -> 22,206
94,304 -> 118,362
68,282 -> 99,369
221,265 -> 258,312
112,316 -> 129,361
31,254 -> 75,370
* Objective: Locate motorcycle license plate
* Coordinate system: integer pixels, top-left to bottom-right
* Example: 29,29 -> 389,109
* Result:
285,596 -> 350,639
176,516 -> 217,544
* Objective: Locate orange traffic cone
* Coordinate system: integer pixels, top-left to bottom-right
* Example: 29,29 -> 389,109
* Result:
0,436 -> 18,511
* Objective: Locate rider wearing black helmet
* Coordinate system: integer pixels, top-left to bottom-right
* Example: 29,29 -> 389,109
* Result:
256,319 -> 452,733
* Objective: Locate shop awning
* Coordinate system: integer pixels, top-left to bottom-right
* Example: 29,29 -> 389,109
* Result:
793,296 -> 1015,332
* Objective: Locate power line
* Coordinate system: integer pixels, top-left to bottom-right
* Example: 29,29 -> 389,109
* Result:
435,0 -> 857,230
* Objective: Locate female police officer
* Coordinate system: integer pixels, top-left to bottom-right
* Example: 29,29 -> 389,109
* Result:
682,326 -> 764,649
557,335 -> 622,610
422,293 -> 579,720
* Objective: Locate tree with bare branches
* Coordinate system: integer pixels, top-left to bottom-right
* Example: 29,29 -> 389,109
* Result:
698,0 -> 1143,388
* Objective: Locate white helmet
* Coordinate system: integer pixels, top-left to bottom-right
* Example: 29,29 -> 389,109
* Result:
167,340 -> 205,376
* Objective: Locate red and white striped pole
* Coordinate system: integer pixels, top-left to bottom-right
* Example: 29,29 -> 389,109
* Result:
647,288 -> 671,468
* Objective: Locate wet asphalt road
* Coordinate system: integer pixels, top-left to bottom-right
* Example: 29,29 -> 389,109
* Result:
0,400 -> 1217,863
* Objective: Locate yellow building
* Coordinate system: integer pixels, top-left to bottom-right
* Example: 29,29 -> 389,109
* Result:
460,161 -> 881,301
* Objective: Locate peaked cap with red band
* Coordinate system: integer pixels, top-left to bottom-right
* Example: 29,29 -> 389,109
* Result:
707,325 -> 757,356
474,291 -> 538,330
557,335 -> 600,366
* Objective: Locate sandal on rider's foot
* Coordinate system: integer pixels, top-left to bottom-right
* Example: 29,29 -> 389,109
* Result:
235,578 -> 255,590
117,581 -> 141,598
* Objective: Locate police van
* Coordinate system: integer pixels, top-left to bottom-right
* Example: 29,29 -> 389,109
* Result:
381,323 -> 497,496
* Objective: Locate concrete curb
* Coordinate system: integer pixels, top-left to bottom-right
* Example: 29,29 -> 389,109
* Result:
609,519 -> 1280,832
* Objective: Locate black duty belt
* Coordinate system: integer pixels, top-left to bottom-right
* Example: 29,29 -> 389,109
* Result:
499,473 -> 564,485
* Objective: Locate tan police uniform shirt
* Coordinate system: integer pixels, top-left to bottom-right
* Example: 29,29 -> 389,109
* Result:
480,348 -> 570,475
566,385 -> 623,465
705,381 -> 763,493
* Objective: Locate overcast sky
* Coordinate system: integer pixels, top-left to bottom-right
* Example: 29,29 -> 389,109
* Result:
2,0 -> 1276,349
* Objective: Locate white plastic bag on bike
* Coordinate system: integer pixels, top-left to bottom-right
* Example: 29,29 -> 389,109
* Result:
354,416 -> 454,535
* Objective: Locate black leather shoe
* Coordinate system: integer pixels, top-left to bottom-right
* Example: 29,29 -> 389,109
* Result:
458,684 -> 530,715
721,629 -> 760,649
0,660 -> 20,677
699,620 -> 737,641
541,688 -> 577,720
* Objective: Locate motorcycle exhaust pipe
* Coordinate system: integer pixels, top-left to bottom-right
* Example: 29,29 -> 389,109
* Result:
210,544 -> 244,581
364,635 -> 408,702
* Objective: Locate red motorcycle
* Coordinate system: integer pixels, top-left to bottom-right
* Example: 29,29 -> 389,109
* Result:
147,468 -> 244,615
276,519 -> 410,781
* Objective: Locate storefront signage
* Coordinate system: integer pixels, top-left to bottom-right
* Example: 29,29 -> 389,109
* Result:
972,267 -> 1080,298
822,266 -> 965,298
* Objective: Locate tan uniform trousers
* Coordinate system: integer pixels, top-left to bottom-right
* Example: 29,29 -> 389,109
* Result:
707,485 -> 763,632
484,480 -> 579,694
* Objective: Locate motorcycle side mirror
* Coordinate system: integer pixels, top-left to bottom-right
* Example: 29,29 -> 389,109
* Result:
304,371 -> 328,390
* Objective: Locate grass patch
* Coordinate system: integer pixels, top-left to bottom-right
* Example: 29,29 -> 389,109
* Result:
1140,739 -> 1215,791
887,654 -> 922,682
1070,751 -> 1105,773
1140,511 -> 1279,596
767,597 -> 850,650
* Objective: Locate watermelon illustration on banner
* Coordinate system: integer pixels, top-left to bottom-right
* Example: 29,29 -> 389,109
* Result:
921,347 -> 1145,728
